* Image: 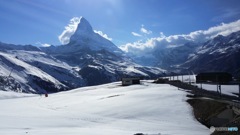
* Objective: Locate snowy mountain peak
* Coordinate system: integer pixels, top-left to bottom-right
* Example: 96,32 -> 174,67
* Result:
69,17 -> 94,43
75,17 -> 93,34
66,17 -> 123,54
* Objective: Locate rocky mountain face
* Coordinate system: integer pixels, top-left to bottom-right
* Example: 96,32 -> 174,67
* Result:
153,42 -> 200,70
129,42 -> 200,71
181,31 -> 240,75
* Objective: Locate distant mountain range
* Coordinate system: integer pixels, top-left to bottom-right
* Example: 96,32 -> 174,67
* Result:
182,31 -> 240,75
131,31 -> 240,76
0,17 -> 239,93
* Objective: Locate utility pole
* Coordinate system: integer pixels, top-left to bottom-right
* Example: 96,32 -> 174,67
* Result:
188,71 -> 191,84
239,84 -> 240,98
199,75 -> 202,89
216,75 -> 220,95
191,71 -> 195,83
219,84 -> 221,96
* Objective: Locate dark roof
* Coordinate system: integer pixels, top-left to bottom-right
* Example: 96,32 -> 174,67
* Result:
196,72 -> 232,83
197,72 -> 232,76
122,77 -> 140,80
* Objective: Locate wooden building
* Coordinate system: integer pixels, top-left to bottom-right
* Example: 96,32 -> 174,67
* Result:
121,78 -> 140,86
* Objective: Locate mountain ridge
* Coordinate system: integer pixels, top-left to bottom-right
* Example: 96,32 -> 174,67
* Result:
0,17 -> 165,93
181,31 -> 240,75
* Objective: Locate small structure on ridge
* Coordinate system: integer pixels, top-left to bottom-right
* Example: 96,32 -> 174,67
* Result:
121,78 -> 140,86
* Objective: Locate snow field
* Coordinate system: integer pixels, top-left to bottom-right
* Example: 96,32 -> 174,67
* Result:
0,81 -> 209,135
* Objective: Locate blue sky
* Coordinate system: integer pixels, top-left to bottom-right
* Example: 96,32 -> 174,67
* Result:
0,0 -> 240,47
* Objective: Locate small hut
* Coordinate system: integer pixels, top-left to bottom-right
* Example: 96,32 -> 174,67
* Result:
121,78 -> 140,86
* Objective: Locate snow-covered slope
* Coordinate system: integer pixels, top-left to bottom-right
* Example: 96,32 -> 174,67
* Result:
7,50 -> 85,88
0,81 -> 209,135
0,42 -> 85,93
42,17 -> 166,86
0,51 -> 65,93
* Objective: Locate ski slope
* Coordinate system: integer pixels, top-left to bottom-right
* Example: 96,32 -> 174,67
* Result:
0,81 -> 209,135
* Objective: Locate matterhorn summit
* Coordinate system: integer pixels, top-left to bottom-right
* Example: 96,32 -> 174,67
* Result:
75,17 -> 93,33
69,17 -> 94,42
68,17 -> 121,53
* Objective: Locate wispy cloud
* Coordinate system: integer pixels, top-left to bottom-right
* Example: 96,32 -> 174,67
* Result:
159,32 -> 166,38
58,17 -> 80,44
94,30 -> 112,41
131,32 -> 142,37
140,24 -> 152,34
212,8 -> 240,22
131,25 -> 152,37
120,19 -> 240,56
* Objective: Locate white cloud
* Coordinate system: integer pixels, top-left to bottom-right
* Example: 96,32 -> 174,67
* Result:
203,20 -> 240,38
94,30 -> 112,41
160,32 -> 166,38
119,39 -> 155,55
58,17 -> 80,44
140,24 -> 152,34
35,42 -> 51,47
131,25 -> 152,37
120,19 -> 240,56
131,32 -> 142,37
41,43 -> 51,47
